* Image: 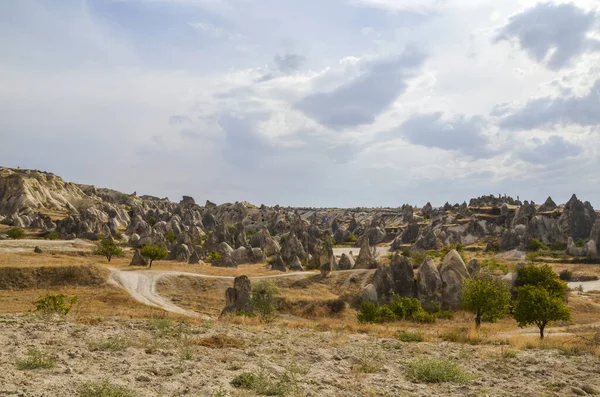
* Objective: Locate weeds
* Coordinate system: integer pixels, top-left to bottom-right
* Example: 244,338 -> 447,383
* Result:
15,349 -> 55,370
397,330 -> 424,342
77,379 -> 134,397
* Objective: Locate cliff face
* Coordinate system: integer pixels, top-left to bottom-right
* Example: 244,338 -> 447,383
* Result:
0,168 -> 89,216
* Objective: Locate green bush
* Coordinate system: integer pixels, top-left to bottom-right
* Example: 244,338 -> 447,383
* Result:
357,302 -> 380,324
406,358 -> 472,384
559,269 -> 573,282
33,293 -> 77,316
279,234 -> 288,246
480,258 -> 509,274
400,248 -> 411,257
575,238 -> 586,248
397,331 -> 424,342
412,310 -> 436,323
462,277 -> 511,328
230,369 -> 289,396
140,245 -> 168,268
528,238 -> 549,252
376,305 -> 396,323
388,295 -> 422,320
7,227 -> 25,239
206,250 -> 222,263
251,280 -> 279,321
164,231 -> 177,243
15,349 -> 55,370
410,251 -> 427,268
231,372 -> 260,389
46,231 -> 59,240
345,234 -> 358,243
77,379 -> 134,397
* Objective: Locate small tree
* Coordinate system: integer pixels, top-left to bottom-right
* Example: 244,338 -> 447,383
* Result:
94,239 -> 124,262
7,227 -> 25,239
250,280 -> 278,321
515,264 -> 567,298
513,285 -> 571,339
140,245 -> 168,268
462,277 -> 511,328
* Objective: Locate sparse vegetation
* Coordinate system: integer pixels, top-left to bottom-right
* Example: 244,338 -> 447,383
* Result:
406,358 -> 472,383
357,296 -> 435,324
140,244 -> 168,268
250,280 -> 279,321
206,250 -> 222,263
164,231 -> 177,243
15,349 -> 55,370
528,238 -> 549,252
7,227 -> 25,239
148,216 -> 158,227
77,379 -> 134,397
345,233 -> 358,243
575,238 -> 586,248
559,269 -> 573,281
46,231 -> 59,240
480,258 -> 509,274
396,330 -> 424,342
230,368 -> 289,396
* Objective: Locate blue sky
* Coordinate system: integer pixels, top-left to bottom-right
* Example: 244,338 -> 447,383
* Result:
1,0 -> 599,207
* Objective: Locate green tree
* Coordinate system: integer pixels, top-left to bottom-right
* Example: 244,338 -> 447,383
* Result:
462,277 -> 511,328
93,239 -> 124,262
7,227 -> 25,239
515,264 -> 567,298
513,285 -> 571,339
250,280 -> 278,321
140,245 -> 168,268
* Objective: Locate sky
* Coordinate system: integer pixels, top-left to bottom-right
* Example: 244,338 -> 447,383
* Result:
1,0 -> 599,208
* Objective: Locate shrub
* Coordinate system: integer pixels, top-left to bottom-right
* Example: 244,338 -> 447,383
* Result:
34,293 -> 77,316
15,349 -> 55,370
345,234 -> 358,243
328,298 -> 346,314
480,258 -> 509,274
462,277 -> 511,328
575,238 -> 586,248
140,245 -> 168,268
400,248 -> 411,257
251,280 -> 278,321
397,331 -> 424,342
406,358 -> 471,383
148,216 -> 158,227
206,250 -> 222,263
376,305 -> 396,323
46,231 -> 59,240
164,231 -> 177,243
501,348 -> 519,359
410,251 -> 427,268
513,285 -> 571,339
77,379 -> 134,397
357,302 -> 380,324
231,372 -> 260,389
230,369 -> 289,396
279,234 -> 288,246
559,269 -> 573,281
93,239 -> 124,262
7,227 -> 25,239
528,238 -> 549,252
388,295 -> 422,320
412,310 -> 436,323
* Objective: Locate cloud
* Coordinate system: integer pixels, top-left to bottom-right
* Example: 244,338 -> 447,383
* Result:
395,112 -> 492,158
495,2 -> 600,70
256,53 -> 305,82
188,22 -> 247,41
515,135 -> 583,165
498,79 -> 600,130
169,115 -> 192,125
295,50 -> 426,130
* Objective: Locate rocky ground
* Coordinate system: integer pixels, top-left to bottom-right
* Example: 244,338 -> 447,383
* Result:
1,314 -> 600,397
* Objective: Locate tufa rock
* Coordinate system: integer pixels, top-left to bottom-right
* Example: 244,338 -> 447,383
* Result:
360,284 -> 378,304
416,257 -> 442,312
337,253 -> 355,270
222,275 -> 251,314
130,249 -> 148,266
439,249 -> 469,310
467,258 -> 481,277
354,238 -> 378,269
34,246 -> 43,254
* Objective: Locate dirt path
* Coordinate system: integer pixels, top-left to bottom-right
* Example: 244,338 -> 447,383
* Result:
109,268 -> 319,318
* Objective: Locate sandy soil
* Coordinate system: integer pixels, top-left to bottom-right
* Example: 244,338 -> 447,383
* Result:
1,315 -> 599,397
0,239 -> 96,253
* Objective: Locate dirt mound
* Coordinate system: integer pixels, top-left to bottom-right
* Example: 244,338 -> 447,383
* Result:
0,264 -> 106,290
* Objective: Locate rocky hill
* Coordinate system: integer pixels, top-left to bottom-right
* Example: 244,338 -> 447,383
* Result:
1,166 -> 599,270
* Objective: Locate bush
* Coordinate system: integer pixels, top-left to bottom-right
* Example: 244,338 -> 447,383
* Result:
15,349 -> 55,370
251,280 -> 279,321
7,227 -> 25,239
46,231 -> 59,240
397,331 -> 424,342
376,305 -> 396,323
34,293 -> 77,316
406,358 -> 471,383
528,238 -> 549,252
480,258 -> 509,274
140,245 -> 168,268
559,269 -> 573,281
230,369 -> 289,396
575,238 -> 586,248
328,298 -> 346,314
412,310 -> 436,323
345,234 -> 358,243
164,231 -> 177,243
410,251 -> 427,268
93,239 -> 124,262
400,248 -> 411,257
206,250 -> 222,263
148,216 -> 158,227
77,379 -> 134,397
388,295 -> 422,320
279,234 -> 288,246
357,302 -> 380,324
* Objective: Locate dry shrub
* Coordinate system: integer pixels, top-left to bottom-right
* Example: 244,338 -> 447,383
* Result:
194,334 -> 246,349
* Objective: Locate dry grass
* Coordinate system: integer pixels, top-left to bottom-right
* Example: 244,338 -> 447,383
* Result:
193,334 -> 246,349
